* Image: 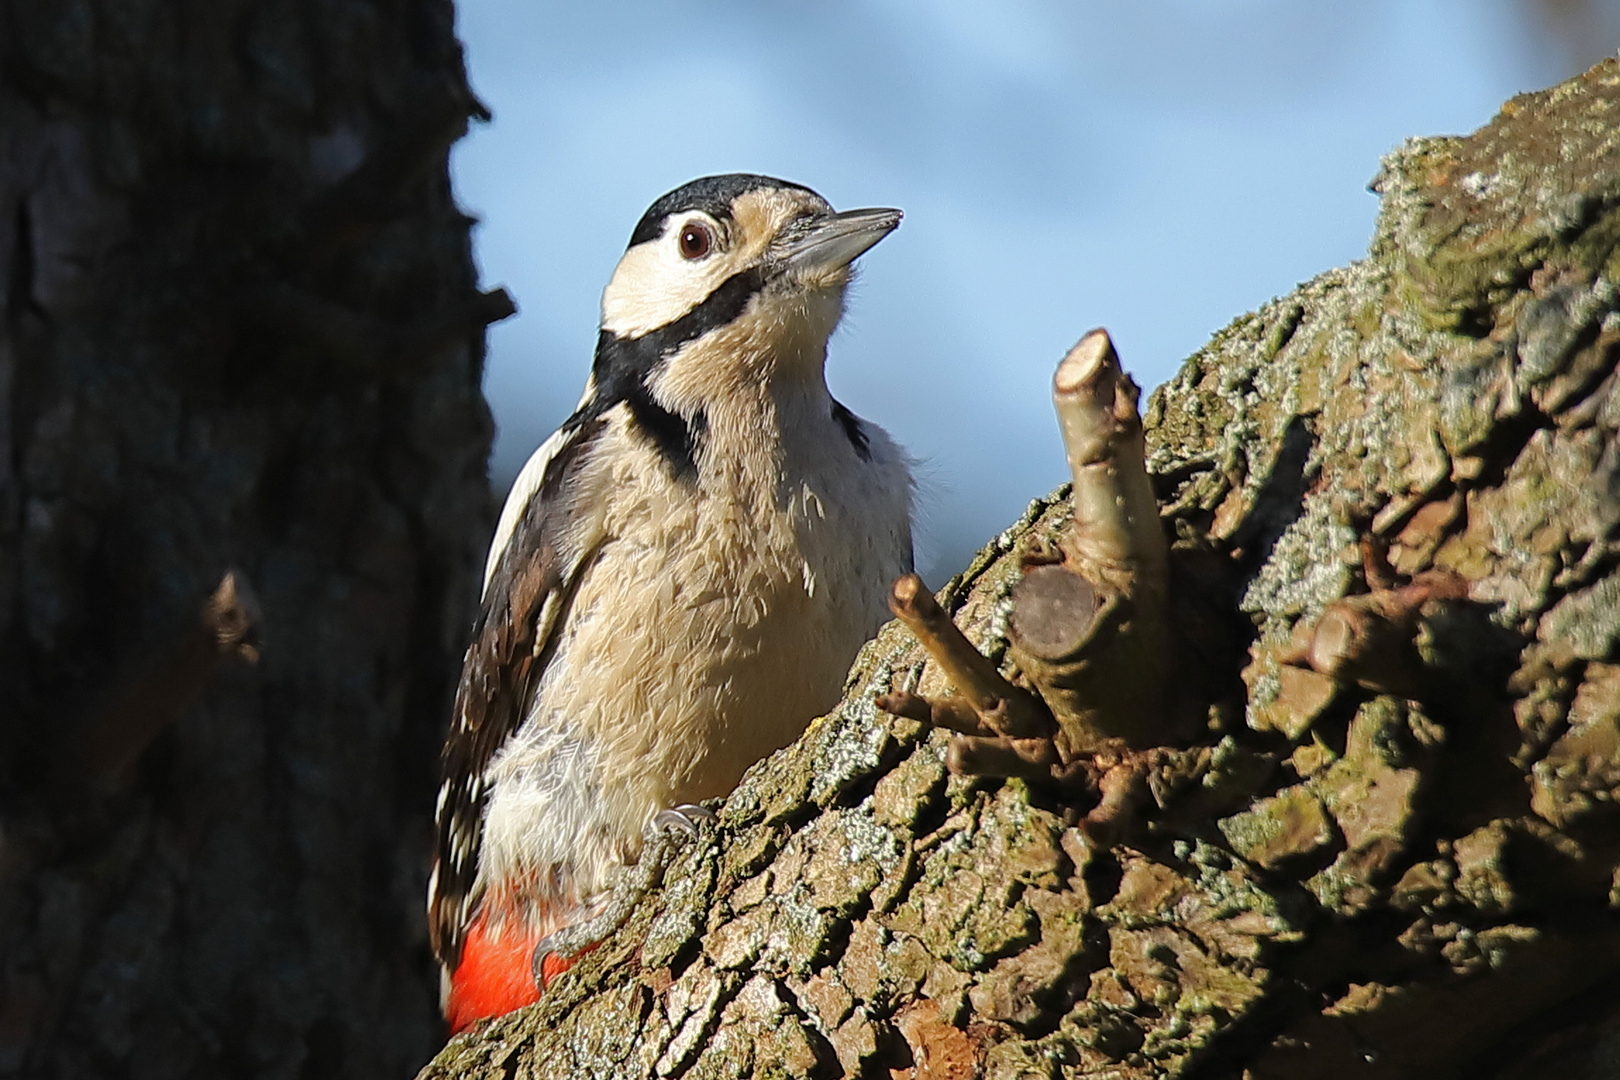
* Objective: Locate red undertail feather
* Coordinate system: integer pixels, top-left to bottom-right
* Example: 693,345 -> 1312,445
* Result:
446,914 -> 542,1035
445,909 -> 604,1034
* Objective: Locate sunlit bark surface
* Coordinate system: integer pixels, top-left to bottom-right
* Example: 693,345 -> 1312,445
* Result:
425,59 -> 1620,1080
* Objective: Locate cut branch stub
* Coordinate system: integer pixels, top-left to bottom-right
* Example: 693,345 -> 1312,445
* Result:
1006,563 -> 1102,661
1007,329 -> 1174,754
879,574 -> 1054,742
1286,561 -> 1472,698
81,570 -> 263,782
205,569 -> 264,663
1052,327 -> 1168,592
877,330 -> 1178,774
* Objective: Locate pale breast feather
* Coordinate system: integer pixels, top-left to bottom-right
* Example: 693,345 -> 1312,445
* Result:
429,414 -> 607,970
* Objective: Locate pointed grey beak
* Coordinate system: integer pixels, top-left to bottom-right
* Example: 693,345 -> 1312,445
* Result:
778,207 -> 902,274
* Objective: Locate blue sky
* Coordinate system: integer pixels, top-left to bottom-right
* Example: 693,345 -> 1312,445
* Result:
450,1 -> 1603,579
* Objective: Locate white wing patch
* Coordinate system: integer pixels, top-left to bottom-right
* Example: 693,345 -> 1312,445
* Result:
483,377 -> 599,595
484,428 -> 569,595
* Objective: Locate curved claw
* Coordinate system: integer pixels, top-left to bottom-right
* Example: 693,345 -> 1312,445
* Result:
531,935 -> 561,987
531,933 -> 596,989
653,803 -> 718,837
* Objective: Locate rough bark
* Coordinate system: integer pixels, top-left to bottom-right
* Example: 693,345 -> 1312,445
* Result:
0,2 -> 500,1078
423,58 -> 1620,1080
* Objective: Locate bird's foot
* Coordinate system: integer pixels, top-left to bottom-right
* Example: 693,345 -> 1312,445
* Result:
531,934 -> 598,989
529,803 -> 718,987
653,802 -> 718,836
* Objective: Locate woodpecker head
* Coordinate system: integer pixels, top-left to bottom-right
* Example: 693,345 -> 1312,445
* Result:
594,174 -> 900,397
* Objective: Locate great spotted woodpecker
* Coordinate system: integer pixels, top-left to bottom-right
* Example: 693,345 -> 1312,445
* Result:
428,174 -> 914,1032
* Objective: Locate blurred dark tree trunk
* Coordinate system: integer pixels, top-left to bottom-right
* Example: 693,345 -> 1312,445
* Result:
0,2 -> 505,1077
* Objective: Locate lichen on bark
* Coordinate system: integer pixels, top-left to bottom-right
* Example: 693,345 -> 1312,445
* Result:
423,59 -> 1620,1080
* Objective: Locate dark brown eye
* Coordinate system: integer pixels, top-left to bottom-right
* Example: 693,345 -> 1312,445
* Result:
678,222 -> 713,260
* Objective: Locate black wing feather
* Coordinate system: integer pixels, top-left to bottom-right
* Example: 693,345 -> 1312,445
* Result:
429,416 -> 606,970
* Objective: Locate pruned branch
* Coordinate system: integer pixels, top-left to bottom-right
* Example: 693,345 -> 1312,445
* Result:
80,570 -> 262,783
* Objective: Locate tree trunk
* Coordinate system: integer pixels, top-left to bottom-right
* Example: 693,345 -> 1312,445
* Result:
0,2 -> 503,1077
422,58 -> 1620,1080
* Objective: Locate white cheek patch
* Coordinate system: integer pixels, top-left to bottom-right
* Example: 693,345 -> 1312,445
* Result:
601,233 -> 737,338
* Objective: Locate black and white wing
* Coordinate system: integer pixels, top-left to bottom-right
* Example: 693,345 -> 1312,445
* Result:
428,415 -> 607,971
